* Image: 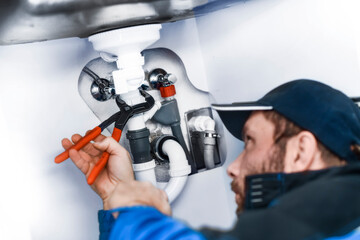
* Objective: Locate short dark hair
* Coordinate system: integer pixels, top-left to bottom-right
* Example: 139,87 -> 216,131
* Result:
262,110 -> 342,166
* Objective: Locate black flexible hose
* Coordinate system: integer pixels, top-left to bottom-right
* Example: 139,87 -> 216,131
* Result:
83,66 -> 100,81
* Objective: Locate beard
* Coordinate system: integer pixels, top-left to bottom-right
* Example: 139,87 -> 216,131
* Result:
232,143 -> 286,215
231,179 -> 244,215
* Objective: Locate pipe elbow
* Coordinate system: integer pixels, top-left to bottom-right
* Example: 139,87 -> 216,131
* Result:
161,139 -> 191,203
190,116 -> 216,132
165,176 -> 188,203
162,139 -> 191,177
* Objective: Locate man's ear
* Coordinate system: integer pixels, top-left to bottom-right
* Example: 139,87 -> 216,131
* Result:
284,131 -> 320,173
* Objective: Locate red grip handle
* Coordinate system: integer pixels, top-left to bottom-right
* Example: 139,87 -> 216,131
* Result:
55,126 -> 102,163
87,152 -> 109,185
112,128 -> 122,142
87,128 -> 122,185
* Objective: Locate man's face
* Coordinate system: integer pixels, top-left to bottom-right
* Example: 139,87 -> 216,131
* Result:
227,111 -> 284,213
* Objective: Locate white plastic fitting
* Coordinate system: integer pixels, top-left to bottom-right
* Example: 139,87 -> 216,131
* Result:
143,101 -> 162,122
132,160 -> 157,186
164,176 -> 188,203
162,139 -> 191,202
88,24 -> 162,95
190,115 -> 216,132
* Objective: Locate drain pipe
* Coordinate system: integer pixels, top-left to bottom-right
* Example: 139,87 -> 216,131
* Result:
88,25 -> 190,203
88,24 -> 162,185
127,127 -> 157,185
153,136 -> 191,203
123,91 -> 160,186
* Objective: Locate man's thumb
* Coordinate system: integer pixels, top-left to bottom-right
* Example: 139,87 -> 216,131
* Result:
93,137 -> 122,155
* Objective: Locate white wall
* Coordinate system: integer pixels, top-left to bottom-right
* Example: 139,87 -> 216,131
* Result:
0,39 -> 106,240
195,0 -> 360,103
1,0 -> 360,239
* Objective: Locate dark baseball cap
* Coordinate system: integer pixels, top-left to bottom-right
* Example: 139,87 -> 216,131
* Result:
212,79 -> 360,162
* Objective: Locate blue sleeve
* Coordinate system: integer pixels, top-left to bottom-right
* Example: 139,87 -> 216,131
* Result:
99,206 -> 207,240
98,209 -> 115,240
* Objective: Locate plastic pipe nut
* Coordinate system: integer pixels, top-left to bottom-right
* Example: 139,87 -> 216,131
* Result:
160,85 -> 176,98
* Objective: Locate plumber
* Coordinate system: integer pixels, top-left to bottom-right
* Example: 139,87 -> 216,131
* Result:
61,79 -> 360,240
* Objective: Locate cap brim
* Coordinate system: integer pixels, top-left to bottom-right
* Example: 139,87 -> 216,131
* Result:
212,102 -> 273,140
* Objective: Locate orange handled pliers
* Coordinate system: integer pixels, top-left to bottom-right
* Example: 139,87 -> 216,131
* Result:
55,89 -> 155,185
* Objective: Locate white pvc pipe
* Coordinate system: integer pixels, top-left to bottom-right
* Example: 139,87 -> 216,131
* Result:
143,101 -> 162,122
89,24 -> 161,95
133,160 -> 157,186
164,176 -> 188,203
127,114 -> 146,131
120,90 -> 143,106
162,139 -> 191,203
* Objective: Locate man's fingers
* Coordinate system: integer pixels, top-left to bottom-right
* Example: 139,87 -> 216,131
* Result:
93,134 -> 106,142
67,132 -> 104,157
93,137 -> 125,156
60,134 -> 82,150
69,149 -> 91,175
81,142 -> 103,157
84,130 -> 106,142
62,138 -> 73,150
60,131 -> 115,155
71,134 -> 82,144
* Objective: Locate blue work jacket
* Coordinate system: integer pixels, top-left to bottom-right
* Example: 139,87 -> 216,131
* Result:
98,163 -> 360,240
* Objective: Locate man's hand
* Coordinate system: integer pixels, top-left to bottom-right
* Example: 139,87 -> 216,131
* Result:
61,133 -> 134,209
106,181 -> 172,216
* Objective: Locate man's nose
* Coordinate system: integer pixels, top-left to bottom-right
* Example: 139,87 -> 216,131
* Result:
227,153 -> 242,178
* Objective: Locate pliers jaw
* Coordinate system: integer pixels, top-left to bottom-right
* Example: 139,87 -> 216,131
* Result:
115,96 -> 128,109
98,89 -> 155,131
113,90 -> 155,130
138,89 -> 155,111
